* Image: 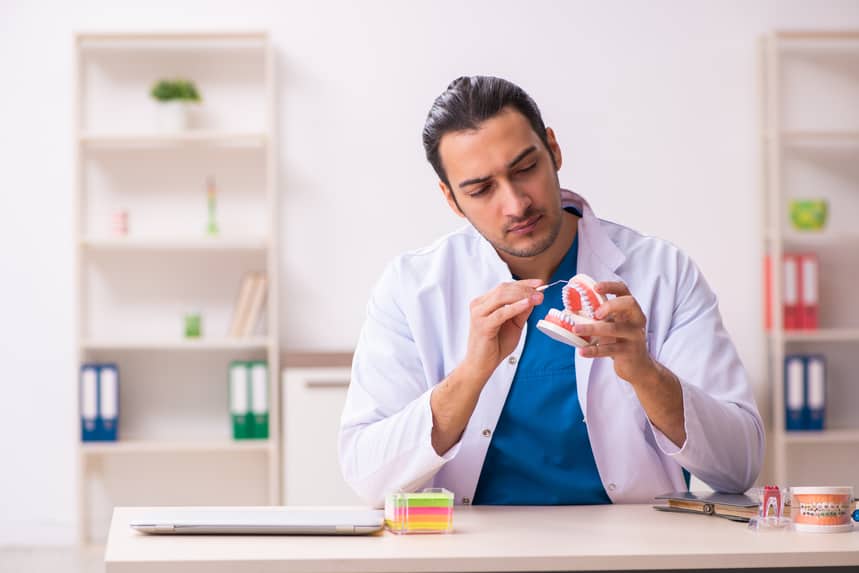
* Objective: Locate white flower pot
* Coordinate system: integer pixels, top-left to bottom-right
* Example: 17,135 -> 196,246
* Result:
155,101 -> 190,131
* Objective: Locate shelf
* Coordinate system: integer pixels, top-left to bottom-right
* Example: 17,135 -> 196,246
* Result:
777,329 -> 859,343
81,439 -> 272,456
783,430 -> 859,444
765,229 -> 859,247
80,131 -> 268,148
81,337 -> 271,351
779,131 -> 859,145
81,237 -> 268,252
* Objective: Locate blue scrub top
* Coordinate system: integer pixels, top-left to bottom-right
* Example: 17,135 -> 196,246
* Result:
473,211 -> 610,505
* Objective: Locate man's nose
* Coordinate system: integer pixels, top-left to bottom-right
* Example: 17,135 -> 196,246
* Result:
499,181 -> 532,218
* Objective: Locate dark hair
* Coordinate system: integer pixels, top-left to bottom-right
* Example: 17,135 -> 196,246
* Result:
422,76 -> 551,188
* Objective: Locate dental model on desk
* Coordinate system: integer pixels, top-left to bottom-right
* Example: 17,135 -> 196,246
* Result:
536,274 -> 606,348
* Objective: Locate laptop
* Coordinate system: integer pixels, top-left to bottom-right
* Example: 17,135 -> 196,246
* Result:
129,507 -> 385,535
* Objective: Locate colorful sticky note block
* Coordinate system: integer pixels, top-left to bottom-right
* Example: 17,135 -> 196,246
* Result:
384,488 -> 454,534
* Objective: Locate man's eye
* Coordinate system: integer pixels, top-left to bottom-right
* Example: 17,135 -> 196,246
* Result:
470,185 -> 491,197
518,162 -> 537,174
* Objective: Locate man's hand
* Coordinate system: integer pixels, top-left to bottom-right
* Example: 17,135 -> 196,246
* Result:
571,281 -> 657,385
572,280 -> 687,447
429,279 -> 543,456
463,279 -> 544,379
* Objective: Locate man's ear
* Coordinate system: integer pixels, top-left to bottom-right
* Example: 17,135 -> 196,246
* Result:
440,181 -> 465,218
545,127 -> 563,171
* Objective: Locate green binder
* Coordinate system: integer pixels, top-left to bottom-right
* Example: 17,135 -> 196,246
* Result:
249,361 -> 269,439
229,361 -> 252,439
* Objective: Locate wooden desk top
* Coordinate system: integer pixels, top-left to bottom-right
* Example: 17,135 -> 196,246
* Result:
105,504 -> 859,572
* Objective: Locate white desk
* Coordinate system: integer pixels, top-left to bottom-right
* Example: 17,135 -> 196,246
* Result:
105,504 -> 859,572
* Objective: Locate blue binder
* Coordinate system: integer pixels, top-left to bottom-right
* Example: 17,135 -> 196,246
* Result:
80,363 -> 119,441
805,355 -> 825,431
784,355 -> 805,431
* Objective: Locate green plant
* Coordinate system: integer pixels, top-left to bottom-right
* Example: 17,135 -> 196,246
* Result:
150,78 -> 202,103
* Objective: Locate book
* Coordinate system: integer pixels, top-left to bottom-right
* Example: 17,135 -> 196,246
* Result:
240,273 -> 268,337
653,491 -> 760,522
228,273 -> 258,337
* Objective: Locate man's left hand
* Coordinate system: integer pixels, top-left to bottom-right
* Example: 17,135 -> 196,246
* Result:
572,281 -> 658,386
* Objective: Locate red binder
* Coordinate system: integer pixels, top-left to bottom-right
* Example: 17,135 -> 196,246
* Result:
782,254 -> 800,331
798,253 -> 819,330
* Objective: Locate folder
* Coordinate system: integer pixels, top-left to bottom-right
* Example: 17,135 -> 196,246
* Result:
784,355 -> 805,431
798,253 -> 819,330
653,491 -> 760,522
99,364 -> 119,441
229,361 -> 252,439
80,365 -> 99,442
249,361 -> 269,439
806,355 -> 826,431
228,273 -> 257,337
80,363 -> 120,442
782,254 -> 800,330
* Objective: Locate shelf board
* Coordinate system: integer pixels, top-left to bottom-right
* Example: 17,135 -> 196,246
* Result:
82,337 -> 270,351
783,430 -> 859,444
80,131 -> 268,148
779,329 -> 859,342
81,439 -> 272,455
81,237 -> 268,252
780,131 -> 859,145
767,230 -> 859,247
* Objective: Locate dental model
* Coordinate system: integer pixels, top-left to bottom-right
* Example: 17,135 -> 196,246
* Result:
536,273 -> 606,348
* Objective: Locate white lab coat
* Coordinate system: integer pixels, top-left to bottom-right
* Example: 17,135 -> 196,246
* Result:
339,189 -> 764,508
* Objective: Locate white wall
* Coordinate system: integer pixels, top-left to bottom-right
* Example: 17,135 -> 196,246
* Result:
2,0 -> 858,545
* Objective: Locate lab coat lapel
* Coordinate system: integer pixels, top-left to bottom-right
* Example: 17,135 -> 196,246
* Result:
562,190 -> 625,420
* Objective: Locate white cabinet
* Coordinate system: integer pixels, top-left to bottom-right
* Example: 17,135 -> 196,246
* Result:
283,368 -> 363,505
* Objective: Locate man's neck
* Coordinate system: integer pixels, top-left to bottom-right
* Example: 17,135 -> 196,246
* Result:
502,210 -> 579,283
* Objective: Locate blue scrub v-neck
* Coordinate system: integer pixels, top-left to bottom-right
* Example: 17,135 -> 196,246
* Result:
473,212 -> 610,505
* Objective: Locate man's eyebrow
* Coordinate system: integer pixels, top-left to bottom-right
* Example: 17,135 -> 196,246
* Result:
457,146 -> 538,189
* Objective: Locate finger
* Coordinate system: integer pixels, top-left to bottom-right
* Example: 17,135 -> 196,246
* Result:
485,295 -> 539,329
473,282 -> 543,318
592,297 -> 646,326
594,281 -> 631,298
579,339 -> 626,359
573,321 -> 644,342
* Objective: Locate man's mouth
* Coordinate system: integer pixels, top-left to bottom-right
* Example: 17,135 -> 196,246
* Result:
507,214 -> 542,235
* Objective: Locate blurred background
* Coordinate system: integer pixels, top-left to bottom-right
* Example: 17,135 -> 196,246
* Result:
2,0 -> 859,564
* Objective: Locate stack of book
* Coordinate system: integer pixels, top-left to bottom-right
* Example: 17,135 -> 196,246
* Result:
228,360 -> 269,440
228,272 -> 268,338
763,253 -> 819,331
784,354 -> 826,431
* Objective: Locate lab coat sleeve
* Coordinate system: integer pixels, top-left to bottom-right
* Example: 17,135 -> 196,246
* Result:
338,260 -> 460,508
645,254 -> 765,494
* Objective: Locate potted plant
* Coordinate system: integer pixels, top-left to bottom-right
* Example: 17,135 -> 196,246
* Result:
150,78 -> 202,131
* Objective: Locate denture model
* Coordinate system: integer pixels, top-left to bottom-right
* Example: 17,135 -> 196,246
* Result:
535,273 -> 606,348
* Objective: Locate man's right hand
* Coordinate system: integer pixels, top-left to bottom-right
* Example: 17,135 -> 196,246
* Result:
462,278 -> 544,382
429,279 -> 544,456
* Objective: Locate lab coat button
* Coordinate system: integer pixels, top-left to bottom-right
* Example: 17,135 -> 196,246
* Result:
462,497 -> 471,505
607,483 -> 617,492
507,355 -> 518,365
481,428 -> 491,437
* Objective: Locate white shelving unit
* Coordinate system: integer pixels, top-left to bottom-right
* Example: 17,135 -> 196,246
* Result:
762,30 -> 859,487
73,31 -> 279,545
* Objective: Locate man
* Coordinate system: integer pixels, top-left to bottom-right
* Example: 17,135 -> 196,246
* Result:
339,76 -> 763,507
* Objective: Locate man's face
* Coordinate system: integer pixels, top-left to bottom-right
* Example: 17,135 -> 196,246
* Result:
438,107 -> 564,259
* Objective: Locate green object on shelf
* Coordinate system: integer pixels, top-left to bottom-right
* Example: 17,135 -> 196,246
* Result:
229,361 -> 252,440
184,312 -> 202,338
206,177 -> 219,236
789,199 -> 828,231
